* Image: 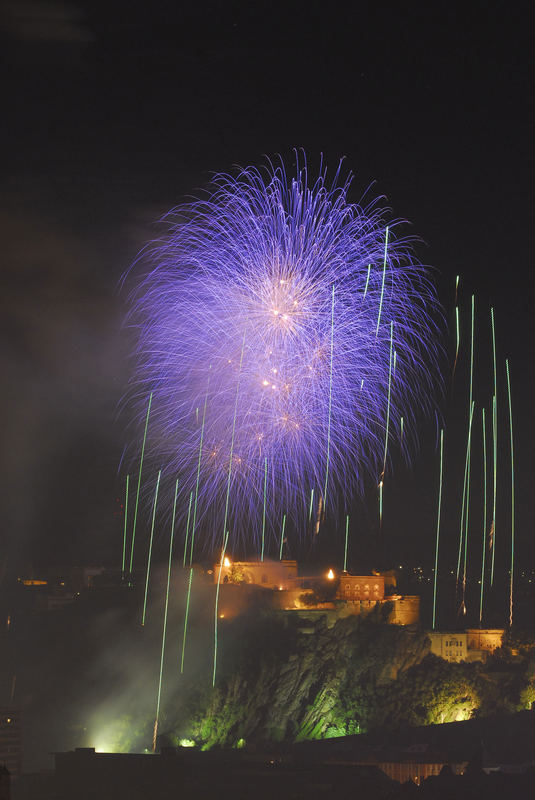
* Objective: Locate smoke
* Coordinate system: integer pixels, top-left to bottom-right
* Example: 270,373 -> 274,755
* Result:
0,186 -> 157,575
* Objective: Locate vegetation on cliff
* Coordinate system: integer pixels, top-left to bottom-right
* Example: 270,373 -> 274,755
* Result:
155,609 -> 535,750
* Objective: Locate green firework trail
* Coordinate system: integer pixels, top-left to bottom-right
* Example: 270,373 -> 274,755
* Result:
457,401 -> 475,592
490,307 -> 498,585
180,567 -> 193,674
376,226 -> 389,336
379,480 -> 383,527
142,469 -> 161,626
452,275 -> 460,380
379,321 -> 394,527
183,492 -> 193,567
153,478 -> 178,751
480,408 -> 487,625
456,297 -> 475,593
432,429 -> 444,630
129,392 -> 153,573
344,514 -> 349,573
261,457 -> 267,561
506,359 -> 514,627
189,369 -> 211,566
180,373 -> 212,671
122,474 -> 129,574
469,295 -> 475,409
453,305 -> 460,379
363,264 -> 371,297
322,284 -> 335,510
213,334 -> 246,686
279,514 -> 286,561
308,488 -> 314,522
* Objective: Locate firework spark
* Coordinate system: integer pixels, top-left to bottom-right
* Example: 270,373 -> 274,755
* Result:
128,156 -> 441,553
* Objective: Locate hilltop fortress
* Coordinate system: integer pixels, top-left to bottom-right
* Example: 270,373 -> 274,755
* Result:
211,558 -> 420,625
211,558 -> 504,660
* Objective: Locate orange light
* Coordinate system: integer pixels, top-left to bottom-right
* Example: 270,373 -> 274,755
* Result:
327,569 -> 335,580
223,557 -> 231,568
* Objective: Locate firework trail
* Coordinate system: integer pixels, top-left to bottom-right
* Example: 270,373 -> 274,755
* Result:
127,156 -> 441,553
452,276 -> 460,382
479,408 -> 487,625
121,474 -> 129,575
213,333 -> 246,685
279,513 -> 287,560
142,470 -> 161,626
261,457 -> 268,561
129,393 -> 152,573
322,285 -> 335,510
457,400 -> 474,616
182,492 -> 193,567
180,372 -> 211,668
153,478 -> 178,751
432,429 -> 444,630
379,321 -> 394,527
343,514 -> 349,572
490,307 -> 498,585
506,359 -> 514,627
456,296 -> 474,605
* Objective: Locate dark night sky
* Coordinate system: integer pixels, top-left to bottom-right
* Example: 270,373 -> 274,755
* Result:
2,0 -> 534,577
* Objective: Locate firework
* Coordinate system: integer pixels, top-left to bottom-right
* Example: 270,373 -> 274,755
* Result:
183,492 -> 193,567
121,474 -> 129,575
128,156 -> 441,553
506,359 -> 514,626
142,470 -> 161,626
432,429 -> 444,630
490,307 -> 498,585
153,478 -> 178,751
261,457 -> 268,561
279,513 -> 287,560
479,408 -> 487,625
343,514 -> 349,572
129,393 -> 152,573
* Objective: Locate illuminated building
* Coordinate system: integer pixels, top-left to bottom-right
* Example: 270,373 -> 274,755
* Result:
428,632 -> 468,662
212,559 -> 298,588
465,628 -> 504,654
210,559 -> 420,624
337,574 -> 385,602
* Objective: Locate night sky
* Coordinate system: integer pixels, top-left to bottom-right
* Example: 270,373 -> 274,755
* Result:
2,1 -> 534,578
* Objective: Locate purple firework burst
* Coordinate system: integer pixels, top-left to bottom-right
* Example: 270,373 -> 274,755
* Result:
127,156 -> 441,552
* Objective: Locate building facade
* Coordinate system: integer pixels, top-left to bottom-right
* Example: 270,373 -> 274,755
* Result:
428,632 -> 468,662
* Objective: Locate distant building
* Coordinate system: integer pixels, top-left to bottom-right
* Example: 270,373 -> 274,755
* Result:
210,560 -> 419,625
213,559 -> 298,589
386,595 -> 420,625
337,574 -> 385,602
429,629 -> 505,663
465,628 -> 504,654
428,632 -> 468,662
